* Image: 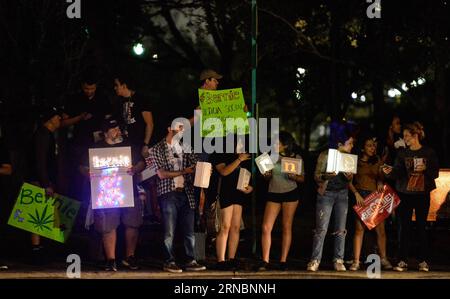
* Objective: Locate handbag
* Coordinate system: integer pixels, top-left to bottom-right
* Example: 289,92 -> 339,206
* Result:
206,177 -> 222,235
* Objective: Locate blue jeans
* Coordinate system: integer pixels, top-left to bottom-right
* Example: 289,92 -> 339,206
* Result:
159,191 -> 195,263
311,189 -> 349,262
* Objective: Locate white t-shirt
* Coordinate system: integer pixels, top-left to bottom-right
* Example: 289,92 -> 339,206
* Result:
168,141 -> 184,188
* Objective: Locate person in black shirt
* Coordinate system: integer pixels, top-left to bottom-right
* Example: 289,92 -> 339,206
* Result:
29,107 -> 62,263
382,122 -> 439,272
61,73 -> 112,199
80,118 -> 146,272
211,137 -> 253,271
0,138 -> 12,270
114,73 -> 154,158
62,73 -> 112,148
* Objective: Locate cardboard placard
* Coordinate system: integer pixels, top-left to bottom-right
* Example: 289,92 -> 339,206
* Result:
326,149 -> 358,174
194,162 -> 212,188
255,153 -> 274,174
413,169 -> 450,221
89,146 -> 135,209
237,168 -> 251,191
8,183 -> 80,243
198,88 -> 250,137
281,157 -> 303,175
353,185 -> 400,230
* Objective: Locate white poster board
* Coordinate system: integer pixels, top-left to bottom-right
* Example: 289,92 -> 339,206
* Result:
237,168 -> 251,191
281,157 -> 303,175
326,149 -> 358,174
89,146 -> 135,209
255,153 -> 274,174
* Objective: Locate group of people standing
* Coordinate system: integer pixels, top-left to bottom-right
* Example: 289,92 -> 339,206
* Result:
0,68 -> 440,274
306,118 -> 439,273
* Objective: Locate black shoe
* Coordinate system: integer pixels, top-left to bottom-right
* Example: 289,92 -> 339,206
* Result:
228,258 -> 240,271
279,262 -> 288,271
163,262 -> 183,273
122,255 -> 139,270
105,259 -> 118,272
215,261 -> 230,271
255,261 -> 269,271
185,260 -> 206,271
30,246 -> 46,266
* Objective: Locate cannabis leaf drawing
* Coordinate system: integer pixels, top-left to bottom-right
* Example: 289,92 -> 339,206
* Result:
27,205 -> 53,231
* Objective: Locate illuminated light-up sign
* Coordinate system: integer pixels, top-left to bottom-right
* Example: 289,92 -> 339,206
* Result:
255,153 -> 274,174
413,169 -> 450,221
281,157 -> 303,175
237,168 -> 251,191
194,162 -> 212,188
92,155 -> 131,169
326,149 -> 358,174
89,147 -> 135,209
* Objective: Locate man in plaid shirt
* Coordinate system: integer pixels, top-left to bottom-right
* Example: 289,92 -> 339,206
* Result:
149,119 -> 206,273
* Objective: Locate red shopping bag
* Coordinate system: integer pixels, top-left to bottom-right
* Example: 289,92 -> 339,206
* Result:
353,184 -> 401,230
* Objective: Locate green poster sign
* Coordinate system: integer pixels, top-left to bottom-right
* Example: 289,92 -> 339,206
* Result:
8,183 -> 81,243
198,88 -> 250,137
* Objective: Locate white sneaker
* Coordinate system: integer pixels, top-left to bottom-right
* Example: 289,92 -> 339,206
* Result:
349,261 -> 360,271
418,261 -> 429,272
307,260 -> 320,272
334,259 -> 346,271
393,261 -> 408,272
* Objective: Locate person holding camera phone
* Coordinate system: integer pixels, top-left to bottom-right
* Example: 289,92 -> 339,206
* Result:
381,122 -> 439,272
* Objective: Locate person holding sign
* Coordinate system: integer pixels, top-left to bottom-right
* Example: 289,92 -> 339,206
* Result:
257,132 -> 304,271
81,118 -> 146,271
0,139 -> 12,270
211,138 -> 253,271
381,122 -> 439,272
149,120 -> 206,273
347,135 -> 393,271
307,123 -> 356,272
28,106 -> 62,264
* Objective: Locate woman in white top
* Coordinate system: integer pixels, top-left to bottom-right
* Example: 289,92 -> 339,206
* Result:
257,131 -> 304,271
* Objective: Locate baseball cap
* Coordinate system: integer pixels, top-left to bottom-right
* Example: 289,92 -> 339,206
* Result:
40,106 -> 61,123
101,117 -> 119,132
199,69 -> 223,81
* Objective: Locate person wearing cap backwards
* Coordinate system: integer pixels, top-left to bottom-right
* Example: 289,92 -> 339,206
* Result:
80,118 -> 146,271
149,119 -> 206,273
28,107 -> 62,264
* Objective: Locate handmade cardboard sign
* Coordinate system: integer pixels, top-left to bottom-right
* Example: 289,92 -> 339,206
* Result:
255,153 -> 275,174
198,88 -> 249,137
194,162 -> 212,188
281,157 -> 303,175
237,168 -> 251,191
326,149 -> 358,174
8,183 -> 80,243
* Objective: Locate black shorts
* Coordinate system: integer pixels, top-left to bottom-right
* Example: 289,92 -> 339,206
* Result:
267,188 -> 300,203
219,194 -> 246,209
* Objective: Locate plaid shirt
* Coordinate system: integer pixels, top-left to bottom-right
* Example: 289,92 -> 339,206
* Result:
149,138 -> 199,209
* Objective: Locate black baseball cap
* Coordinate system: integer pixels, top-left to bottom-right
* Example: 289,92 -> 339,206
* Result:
101,118 -> 120,132
40,106 -> 61,123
